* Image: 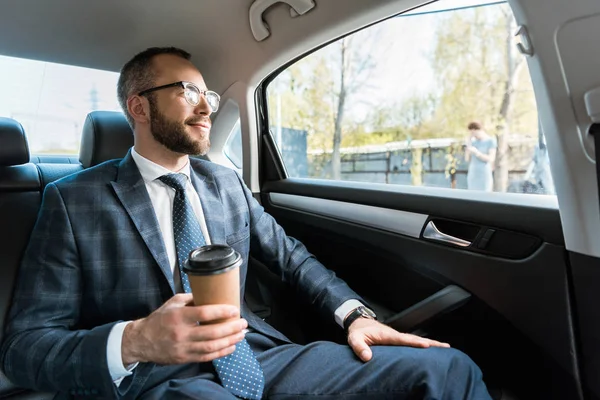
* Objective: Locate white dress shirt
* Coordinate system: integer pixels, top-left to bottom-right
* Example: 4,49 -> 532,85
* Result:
106,148 -> 363,385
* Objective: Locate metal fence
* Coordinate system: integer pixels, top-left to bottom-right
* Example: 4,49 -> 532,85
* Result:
305,137 -> 537,190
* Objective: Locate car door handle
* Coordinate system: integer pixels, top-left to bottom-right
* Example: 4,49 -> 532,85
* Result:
423,221 -> 472,247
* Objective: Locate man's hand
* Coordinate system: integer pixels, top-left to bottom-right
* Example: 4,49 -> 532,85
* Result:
121,293 -> 247,365
346,318 -> 450,362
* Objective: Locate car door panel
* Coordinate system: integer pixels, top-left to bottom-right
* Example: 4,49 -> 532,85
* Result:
570,253 -> 600,400
261,179 -> 580,400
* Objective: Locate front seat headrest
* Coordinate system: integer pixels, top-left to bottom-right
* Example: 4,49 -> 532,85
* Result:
79,111 -> 134,168
0,117 -> 29,166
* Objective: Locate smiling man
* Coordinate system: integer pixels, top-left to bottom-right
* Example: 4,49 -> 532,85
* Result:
0,47 -> 492,399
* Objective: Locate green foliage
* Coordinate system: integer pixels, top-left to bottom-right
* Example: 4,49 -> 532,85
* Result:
428,4 -> 537,138
268,54 -> 335,152
267,2 -> 538,167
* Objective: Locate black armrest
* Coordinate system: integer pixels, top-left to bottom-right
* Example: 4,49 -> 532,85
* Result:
383,285 -> 471,332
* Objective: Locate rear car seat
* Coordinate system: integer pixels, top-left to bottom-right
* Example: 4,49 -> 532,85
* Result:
79,111 -> 134,168
36,162 -> 83,190
0,112 -> 132,398
0,117 -> 53,399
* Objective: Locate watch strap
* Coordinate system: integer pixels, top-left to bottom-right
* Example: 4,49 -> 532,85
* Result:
343,306 -> 376,332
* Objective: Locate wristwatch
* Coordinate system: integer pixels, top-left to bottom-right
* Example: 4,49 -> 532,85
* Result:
343,306 -> 377,332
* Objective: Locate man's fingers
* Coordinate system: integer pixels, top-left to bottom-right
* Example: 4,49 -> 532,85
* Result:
348,333 -> 373,362
371,329 -> 431,348
175,344 -> 239,364
425,339 -> 451,348
166,293 -> 194,307
395,332 -> 451,348
180,304 -> 240,324
392,332 -> 452,348
187,334 -> 245,358
188,319 -> 248,341
397,332 -> 432,348
194,345 -> 238,363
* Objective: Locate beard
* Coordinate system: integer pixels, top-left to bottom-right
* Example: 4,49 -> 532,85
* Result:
148,97 -> 210,156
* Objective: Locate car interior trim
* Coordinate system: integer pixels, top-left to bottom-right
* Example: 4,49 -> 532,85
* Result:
269,192 -> 428,238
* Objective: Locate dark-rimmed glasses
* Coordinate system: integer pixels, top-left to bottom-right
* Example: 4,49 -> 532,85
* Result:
138,81 -> 220,113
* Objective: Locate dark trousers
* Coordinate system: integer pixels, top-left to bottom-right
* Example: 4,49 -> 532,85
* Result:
139,332 -> 492,400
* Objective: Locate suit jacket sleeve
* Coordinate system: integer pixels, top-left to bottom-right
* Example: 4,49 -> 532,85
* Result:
0,182 -> 122,397
235,173 -> 363,320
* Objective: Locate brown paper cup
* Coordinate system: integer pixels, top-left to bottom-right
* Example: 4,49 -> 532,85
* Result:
183,244 -> 242,324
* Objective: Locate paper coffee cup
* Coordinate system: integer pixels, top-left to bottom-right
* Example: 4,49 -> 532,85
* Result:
183,244 -> 242,323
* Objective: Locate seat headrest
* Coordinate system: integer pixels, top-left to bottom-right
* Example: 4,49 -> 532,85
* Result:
0,117 -> 29,166
79,111 -> 134,168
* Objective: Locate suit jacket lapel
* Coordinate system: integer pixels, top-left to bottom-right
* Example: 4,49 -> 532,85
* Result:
190,161 -> 226,245
110,151 -> 175,293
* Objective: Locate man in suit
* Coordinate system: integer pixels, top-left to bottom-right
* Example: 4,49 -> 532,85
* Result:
0,47 -> 492,399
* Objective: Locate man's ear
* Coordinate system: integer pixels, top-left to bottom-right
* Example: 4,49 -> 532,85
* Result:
128,95 -> 150,125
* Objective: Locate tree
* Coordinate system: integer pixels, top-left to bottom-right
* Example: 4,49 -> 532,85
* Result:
430,4 -> 536,191
268,54 -> 335,152
493,6 -> 526,192
329,32 -> 381,179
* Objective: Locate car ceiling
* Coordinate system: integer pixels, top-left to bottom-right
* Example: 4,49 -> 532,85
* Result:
0,0 -> 425,92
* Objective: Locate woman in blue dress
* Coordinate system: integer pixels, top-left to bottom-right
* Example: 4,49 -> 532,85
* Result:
465,121 -> 497,192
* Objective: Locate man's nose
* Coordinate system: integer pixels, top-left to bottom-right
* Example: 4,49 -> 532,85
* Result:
193,95 -> 211,115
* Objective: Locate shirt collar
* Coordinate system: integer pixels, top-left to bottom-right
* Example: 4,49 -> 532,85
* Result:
131,147 -> 191,183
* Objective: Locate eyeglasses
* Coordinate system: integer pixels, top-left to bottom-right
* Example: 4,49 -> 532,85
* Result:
138,81 -> 220,113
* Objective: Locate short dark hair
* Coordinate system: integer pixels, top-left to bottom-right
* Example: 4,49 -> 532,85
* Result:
467,121 -> 483,130
117,47 -> 191,127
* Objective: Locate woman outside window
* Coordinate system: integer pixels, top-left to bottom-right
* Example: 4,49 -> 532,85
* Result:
465,121 -> 497,192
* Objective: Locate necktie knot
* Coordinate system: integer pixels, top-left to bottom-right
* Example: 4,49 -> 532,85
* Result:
158,173 -> 187,193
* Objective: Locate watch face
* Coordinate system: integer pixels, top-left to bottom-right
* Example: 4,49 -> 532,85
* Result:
358,306 -> 376,319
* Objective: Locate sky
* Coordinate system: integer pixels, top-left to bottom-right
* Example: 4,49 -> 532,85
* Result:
0,0 -> 508,154
360,0 -> 509,118
269,0 -> 511,127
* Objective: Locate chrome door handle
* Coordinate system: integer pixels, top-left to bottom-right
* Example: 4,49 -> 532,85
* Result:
423,221 -> 471,247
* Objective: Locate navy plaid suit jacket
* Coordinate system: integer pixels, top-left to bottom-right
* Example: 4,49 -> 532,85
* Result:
0,151 -> 360,398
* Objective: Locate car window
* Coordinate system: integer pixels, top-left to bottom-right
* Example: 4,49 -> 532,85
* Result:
224,119 -> 243,169
264,0 -> 555,196
224,119 -> 308,177
0,54 -> 121,155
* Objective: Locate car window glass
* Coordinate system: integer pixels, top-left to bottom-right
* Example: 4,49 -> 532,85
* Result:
265,0 -> 555,196
224,119 -> 243,169
0,54 -> 121,155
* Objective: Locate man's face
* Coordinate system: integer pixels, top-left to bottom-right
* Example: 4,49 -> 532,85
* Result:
146,55 -> 212,156
470,129 -> 484,140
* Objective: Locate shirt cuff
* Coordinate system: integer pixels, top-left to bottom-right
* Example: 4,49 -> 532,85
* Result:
107,321 -> 139,386
334,299 -> 365,328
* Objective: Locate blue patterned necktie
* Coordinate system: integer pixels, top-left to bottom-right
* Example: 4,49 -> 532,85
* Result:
158,173 -> 265,400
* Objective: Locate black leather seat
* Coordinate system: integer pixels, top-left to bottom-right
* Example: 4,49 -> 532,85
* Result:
0,112 -> 133,399
79,110 -> 134,168
0,117 -> 53,399
36,163 -> 83,190
33,110 -> 134,189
